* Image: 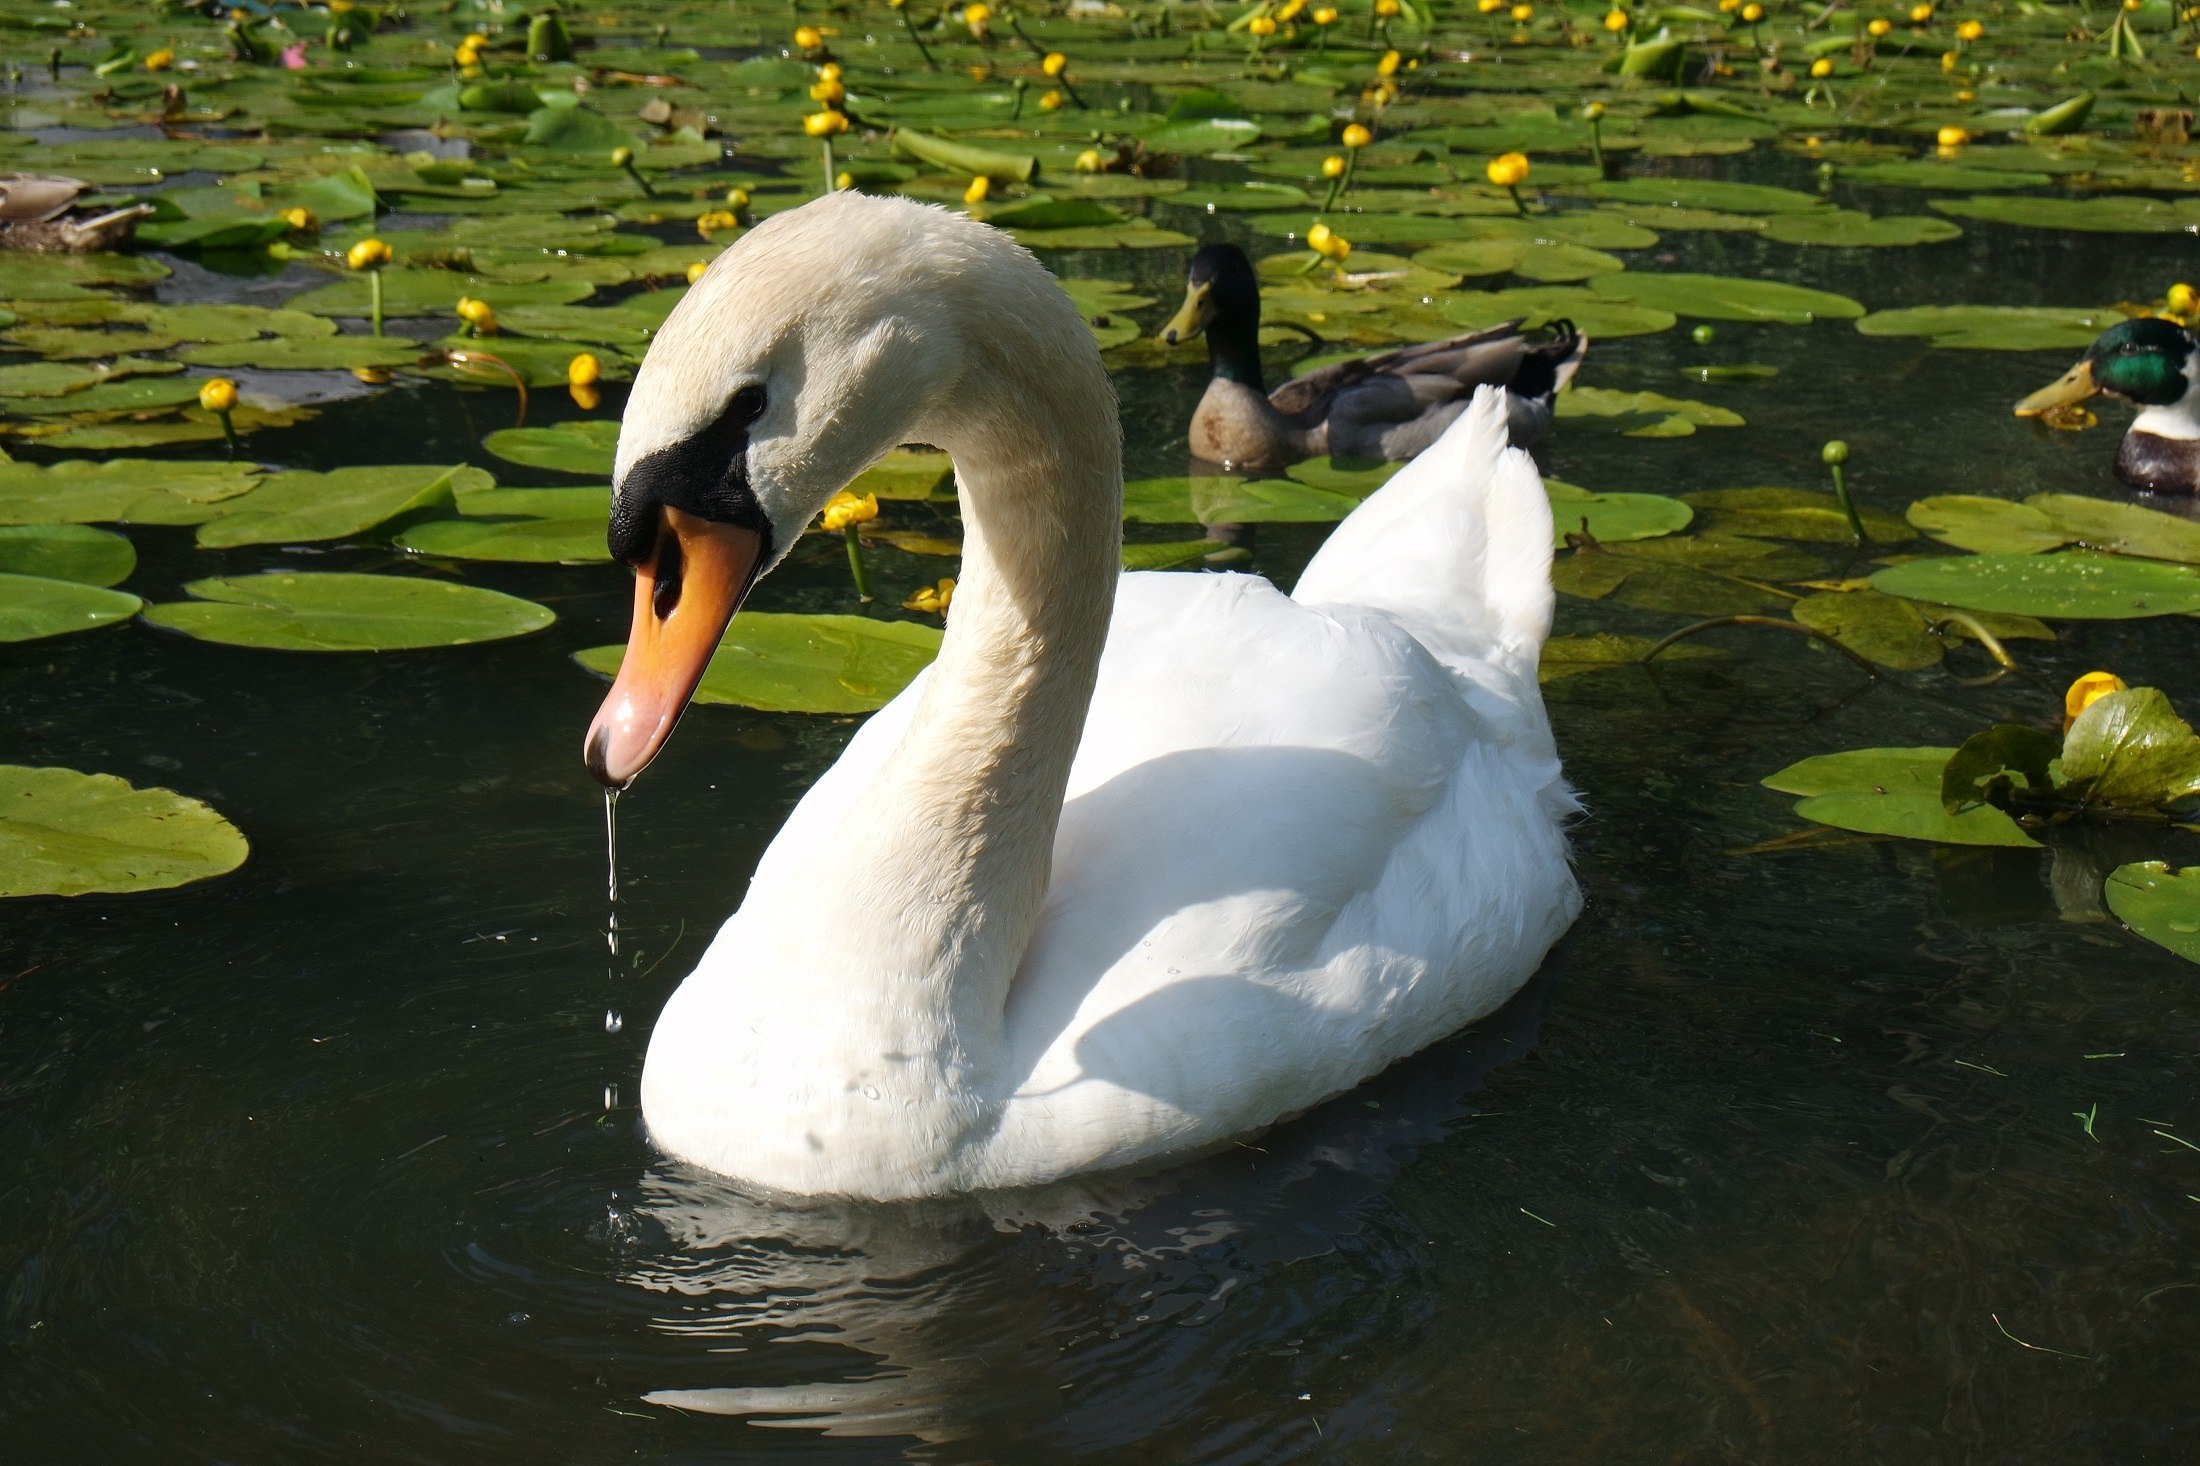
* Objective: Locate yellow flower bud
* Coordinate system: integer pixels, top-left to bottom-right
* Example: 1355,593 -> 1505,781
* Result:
1585,101 -> 1606,120
1867,17 -> 1891,35
197,378 -> 238,413
1909,2 -> 1932,20
567,352 -> 601,387
1376,0 -> 1402,15
696,210 -> 739,238
611,145 -> 634,167
1321,153 -> 1347,178
1042,51 -> 1068,76
803,109 -> 850,137
1278,0 -> 1308,19
1249,15 -> 1277,36
836,170 -> 854,190
818,61 -> 843,82
1377,49 -> 1402,77
1313,4 -> 1339,20
820,490 -> 880,532
145,48 -> 174,72
903,577 -> 956,615
2064,671 -> 2127,731
1604,8 -> 1629,30
964,175 -> 991,205
1718,0 -> 1740,11
345,238 -> 390,270
1510,2 -> 1533,20
793,25 -> 823,49
1955,88 -> 1975,102
809,77 -> 844,103
1038,88 -> 1063,111
1306,221 -> 1352,261
963,2 -> 992,26
1956,18 -> 1983,39
280,206 -> 316,232
725,187 -> 750,209
685,261 -> 709,284
1810,57 -> 1833,77
1740,2 -> 1763,21
1075,148 -> 1104,172
1936,124 -> 1968,147
1486,150 -> 1530,187
1341,122 -> 1373,148
1940,48 -> 1958,71
455,295 -> 497,332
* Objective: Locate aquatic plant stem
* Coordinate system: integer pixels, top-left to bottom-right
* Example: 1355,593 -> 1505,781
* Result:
215,406 -> 239,458
1828,460 -> 1865,543
1639,615 -> 1882,679
843,523 -> 872,600
368,268 -> 383,337
821,136 -> 836,196
898,4 -> 939,68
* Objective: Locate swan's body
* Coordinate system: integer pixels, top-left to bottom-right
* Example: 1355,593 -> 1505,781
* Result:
593,194 -> 1579,1201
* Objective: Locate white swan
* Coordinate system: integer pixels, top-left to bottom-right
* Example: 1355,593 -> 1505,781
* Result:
584,193 -> 1581,1201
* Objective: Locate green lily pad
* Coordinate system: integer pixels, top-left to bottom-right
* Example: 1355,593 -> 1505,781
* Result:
1554,535 -> 1822,616
0,524 -> 134,586
1167,181 -> 1312,212
2060,687 -> 2200,811
1757,212 -> 1963,248
1121,475 -> 1367,524
2027,493 -> 2200,565
143,573 -> 556,652
395,517 -> 609,563
1682,487 -> 1910,544
1792,588 -> 1946,670
574,613 -> 943,714
1121,539 -> 1226,571
1,376 -> 208,417
1441,287 -> 1677,340
195,465 -> 476,549
455,486 -> 610,519
2104,862 -> 2200,964
0,573 -> 141,643
178,336 -> 425,371
0,251 -> 170,301
1871,553 -> 2200,619
0,765 -> 249,898
1856,305 -> 2117,352
1557,386 -> 1744,438
286,270 -> 598,319
1907,495 -> 2073,554
0,460 -> 264,526
853,450 -> 954,502
0,359 -> 180,398
1538,631 -> 1719,682
483,420 -> 621,476
1584,178 -> 1830,214
1412,238 -> 1625,283
1547,482 -> 1694,546
1838,161 -> 2055,191
1762,745 -> 2039,848
1931,195 -> 2200,235
1591,273 -> 1865,324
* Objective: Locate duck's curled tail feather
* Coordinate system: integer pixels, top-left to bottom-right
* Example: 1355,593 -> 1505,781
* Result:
1289,386 -> 1554,692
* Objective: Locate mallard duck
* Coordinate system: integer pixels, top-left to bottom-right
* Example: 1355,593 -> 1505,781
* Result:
2017,316 -> 2200,494
1159,242 -> 1588,473
0,175 -> 152,254
583,194 -> 1580,1200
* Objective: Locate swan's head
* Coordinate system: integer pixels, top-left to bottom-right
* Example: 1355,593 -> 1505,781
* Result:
585,191 -> 1088,788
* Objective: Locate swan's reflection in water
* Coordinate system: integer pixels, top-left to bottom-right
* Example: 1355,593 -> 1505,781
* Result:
620,963 -> 1562,1451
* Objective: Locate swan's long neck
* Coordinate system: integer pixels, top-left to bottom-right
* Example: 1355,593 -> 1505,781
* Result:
739,322 -> 1122,1089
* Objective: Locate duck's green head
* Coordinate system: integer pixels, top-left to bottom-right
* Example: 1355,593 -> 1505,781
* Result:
1160,244 -> 1264,384
2017,317 -> 2199,418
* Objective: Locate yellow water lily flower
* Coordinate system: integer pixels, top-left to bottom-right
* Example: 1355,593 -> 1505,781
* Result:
696,210 -> 739,238
1909,2 -> 1932,20
1936,124 -> 1969,147
1321,153 -> 1347,178
1940,48 -> 1958,71
1486,151 -> 1531,187
1377,49 -> 1402,78
1479,0 -> 1505,14
685,260 -> 709,284
804,109 -> 851,137
1043,51 -> 1068,77
1739,2 -> 1763,21
570,383 -> 601,411
1341,122 -> 1373,148
280,206 -> 316,232
567,352 -> 602,388
1510,2 -> 1533,19
1039,89 -> 1063,111
1075,148 -> 1105,172
836,170 -> 855,190
1810,57 -> 1833,77
1603,9 -> 1629,31
2065,671 -> 2127,730
1313,5 -> 1339,23
455,295 -> 498,334
1278,0 -> 1308,20
2166,282 -> 2198,317
1956,18 -> 1984,39
810,77 -> 845,103
1306,221 -> 1352,261
197,378 -> 238,413
820,490 -> 879,532
145,48 -> 174,72
794,25 -> 823,49
1867,17 -> 1892,36
964,176 -> 991,205
1249,15 -> 1278,36
1377,0 -> 1403,14
345,238 -> 390,270
904,578 -> 956,615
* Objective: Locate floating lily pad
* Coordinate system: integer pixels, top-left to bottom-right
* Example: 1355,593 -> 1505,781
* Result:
1932,195 -> 2200,235
1554,535 -> 1822,616
1838,161 -> 2055,191
0,573 -> 141,643
0,524 -> 134,586
2104,862 -> 2200,964
483,420 -> 621,476
575,613 -> 943,714
2059,687 -> 2200,811
1547,482 -> 1694,546
1539,631 -> 1720,682
1413,238 -> 1625,283
287,270 -> 598,319
395,517 -> 609,563
1591,273 -> 1864,324
852,449 -> 954,501
144,573 -> 556,652
1121,475 -> 1366,524
1584,178 -> 1830,214
178,336 -> 425,371
1907,496 -> 2073,554
1758,212 -> 1962,248
1682,487 -> 1910,544
1557,387 -> 1744,438
0,765 -> 249,898
2026,493 -> 2200,565
1441,287 -> 1677,340
195,465 -> 476,549
1792,588 -> 1946,670
0,460 -> 264,526
1870,553 -> 2200,619
1121,539 -> 1225,571
1762,746 -> 2038,848
1856,305 -> 2116,352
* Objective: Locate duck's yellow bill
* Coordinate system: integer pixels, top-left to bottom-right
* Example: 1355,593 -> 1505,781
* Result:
1160,279 -> 1215,346
584,506 -> 761,789
2015,359 -> 2100,418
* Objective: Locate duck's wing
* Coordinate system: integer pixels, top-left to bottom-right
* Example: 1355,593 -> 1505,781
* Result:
1271,321 -> 1588,456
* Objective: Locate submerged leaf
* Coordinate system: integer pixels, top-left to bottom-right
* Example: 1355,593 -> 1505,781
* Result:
1539,632 -> 1719,682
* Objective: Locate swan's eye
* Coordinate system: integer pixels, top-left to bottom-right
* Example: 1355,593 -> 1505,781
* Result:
727,385 -> 767,424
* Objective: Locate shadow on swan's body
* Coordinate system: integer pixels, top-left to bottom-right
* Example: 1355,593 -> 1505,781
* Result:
585,192 -> 1581,1200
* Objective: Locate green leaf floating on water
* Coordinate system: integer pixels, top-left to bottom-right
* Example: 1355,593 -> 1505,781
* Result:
2024,493 -> 2200,565
1836,161 -> 2054,191
1790,588 -> 2050,670
1906,496 -> 2072,554
1757,212 -> 1962,248
0,460 -> 263,527
1871,553 -> 2200,619
1931,195 -> 2200,235
1583,177 -> 1829,214
287,270 -> 597,319
1554,534 -> 1822,617
0,573 -> 142,643
1761,746 -> 2038,848
1856,306 -> 2116,352
1442,287 -> 1677,340
483,420 -> 621,476
0,524 -> 135,586
1412,239 -> 1625,283
852,449 -> 954,501
575,613 -> 943,714
2104,862 -> 2200,965
179,336 -> 425,371
1547,481 -> 1693,547
1590,273 -> 1864,324
395,517 -> 609,563
144,573 -> 556,652
1121,539 -> 1226,571
1683,487 -> 1910,544
1557,386 -> 1744,438
0,765 -> 249,899
195,465 -> 482,549
1538,631 -> 1720,682
1122,476 -> 1366,524
2058,687 -> 2200,812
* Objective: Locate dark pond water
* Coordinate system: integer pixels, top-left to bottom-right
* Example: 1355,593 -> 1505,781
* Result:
5,155 -> 2200,1461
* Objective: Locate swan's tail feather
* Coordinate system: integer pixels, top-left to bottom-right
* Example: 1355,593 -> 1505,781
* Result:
1290,386 -> 1554,691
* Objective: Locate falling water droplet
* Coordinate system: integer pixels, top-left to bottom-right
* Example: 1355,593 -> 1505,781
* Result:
604,1009 -> 623,1033
603,1083 -> 619,1111
606,909 -> 619,957
604,786 -> 620,904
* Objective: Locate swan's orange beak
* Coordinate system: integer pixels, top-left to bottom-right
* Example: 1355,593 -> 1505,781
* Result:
584,506 -> 762,788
